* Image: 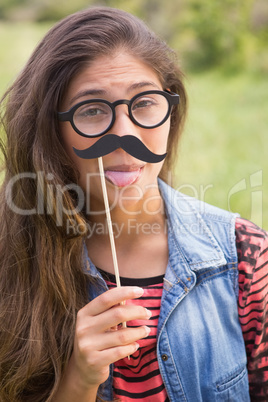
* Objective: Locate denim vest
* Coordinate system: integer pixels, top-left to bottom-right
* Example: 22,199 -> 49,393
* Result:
84,179 -> 250,401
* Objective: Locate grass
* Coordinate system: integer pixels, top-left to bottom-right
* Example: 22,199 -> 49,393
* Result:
0,22 -> 52,93
0,22 -> 267,230
176,70 -> 268,229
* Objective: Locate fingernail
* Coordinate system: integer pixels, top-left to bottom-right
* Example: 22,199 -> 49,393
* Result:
144,326 -> 151,337
134,342 -> 140,351
145,309 -> 152,318
133,287 -> 144,297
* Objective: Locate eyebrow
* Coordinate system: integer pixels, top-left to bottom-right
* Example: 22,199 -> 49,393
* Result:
69,81 -> 161,105
128,81 -> 161,91
69,89 -> 106,105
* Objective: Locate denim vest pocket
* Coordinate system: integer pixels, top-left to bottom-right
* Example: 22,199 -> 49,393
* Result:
215,365 -> 250,401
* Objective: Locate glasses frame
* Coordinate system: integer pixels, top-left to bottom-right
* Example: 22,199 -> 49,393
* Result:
58,90 -> 180,138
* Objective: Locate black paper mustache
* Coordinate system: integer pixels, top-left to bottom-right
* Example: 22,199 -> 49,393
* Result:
73,134 -> 167,163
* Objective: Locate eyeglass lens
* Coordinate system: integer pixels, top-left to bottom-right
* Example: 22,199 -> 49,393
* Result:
73,93 -> 169,137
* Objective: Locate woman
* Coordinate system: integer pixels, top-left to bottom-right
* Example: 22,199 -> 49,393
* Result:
0,7 -> 267,402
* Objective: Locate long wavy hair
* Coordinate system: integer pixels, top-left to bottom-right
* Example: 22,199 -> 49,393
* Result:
0,6 -> 187,401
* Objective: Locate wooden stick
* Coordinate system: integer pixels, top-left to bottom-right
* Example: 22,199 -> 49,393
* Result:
98,157 -> 127,330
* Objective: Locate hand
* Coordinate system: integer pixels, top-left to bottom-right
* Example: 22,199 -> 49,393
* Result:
67,286 -> 151,391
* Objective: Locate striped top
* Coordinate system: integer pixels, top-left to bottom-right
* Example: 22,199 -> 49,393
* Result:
98,217 -> 268,401
98,271 -> 167,401
236,218 -> 268,401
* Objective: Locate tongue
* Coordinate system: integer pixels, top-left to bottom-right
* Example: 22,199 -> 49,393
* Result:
105,169 -> 141,187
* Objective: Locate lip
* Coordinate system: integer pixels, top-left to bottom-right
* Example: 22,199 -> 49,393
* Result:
104,164 -> 145,187
104,164 -> 145,172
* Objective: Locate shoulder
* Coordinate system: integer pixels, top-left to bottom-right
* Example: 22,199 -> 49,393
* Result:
236,217 -> 268,293
236,217 -> 268,271
235,217 -> 267,245
158,178 -> 237,223
158,179 -> 239,267
158,179 -> 238,247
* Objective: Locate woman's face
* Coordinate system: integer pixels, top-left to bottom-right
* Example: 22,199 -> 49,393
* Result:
60,52 -> 170,213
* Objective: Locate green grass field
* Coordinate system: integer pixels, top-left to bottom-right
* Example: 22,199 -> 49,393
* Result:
177,70 -> 268,230
0,22 -> 267,229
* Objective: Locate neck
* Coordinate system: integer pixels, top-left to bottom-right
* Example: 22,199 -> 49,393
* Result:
85,182 -> 169,277
86,182 -> 165,242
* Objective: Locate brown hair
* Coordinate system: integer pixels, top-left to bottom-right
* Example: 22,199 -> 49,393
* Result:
0,6 -> 187,401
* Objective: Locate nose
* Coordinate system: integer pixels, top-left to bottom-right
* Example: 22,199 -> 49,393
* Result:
109,104 -> 139,138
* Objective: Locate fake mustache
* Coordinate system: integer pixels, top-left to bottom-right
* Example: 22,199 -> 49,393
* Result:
73,134 -> 167,163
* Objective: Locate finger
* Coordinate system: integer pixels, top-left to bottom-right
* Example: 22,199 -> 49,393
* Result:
91,326 -> 151,351
76,304 -> 151,339
103,342 -> 141,364
86,342 -> 141,371
80,286 -> 144,317
96,304 -> 152,332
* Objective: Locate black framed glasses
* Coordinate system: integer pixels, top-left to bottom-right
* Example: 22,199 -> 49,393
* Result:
58,90 -> 179,138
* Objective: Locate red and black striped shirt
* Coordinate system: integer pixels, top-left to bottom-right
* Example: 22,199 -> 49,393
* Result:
236,218 -> 268,401
98,217 -> 268,401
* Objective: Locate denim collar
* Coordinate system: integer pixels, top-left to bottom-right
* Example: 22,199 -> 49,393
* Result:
158,178 -> 226,272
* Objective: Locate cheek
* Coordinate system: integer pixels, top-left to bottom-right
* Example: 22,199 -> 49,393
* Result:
60,123 -> 99,185
146,119 -> 170,152
60,122 -> 96,154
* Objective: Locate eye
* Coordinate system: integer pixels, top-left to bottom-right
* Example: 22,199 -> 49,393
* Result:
76,103 -> 110,119
132,97 -> 158,110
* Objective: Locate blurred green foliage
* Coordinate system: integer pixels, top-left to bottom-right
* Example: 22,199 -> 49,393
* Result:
0,0 -> 267,73
177,70 -> 268,230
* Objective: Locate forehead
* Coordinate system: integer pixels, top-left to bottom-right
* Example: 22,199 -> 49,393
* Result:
63,52 -> 163,108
